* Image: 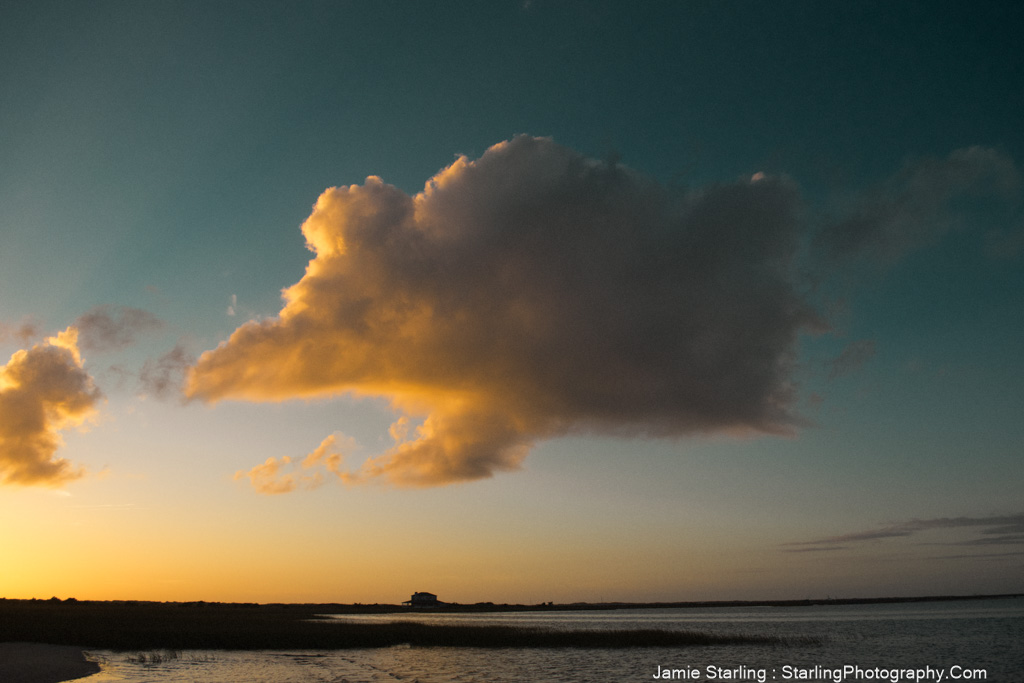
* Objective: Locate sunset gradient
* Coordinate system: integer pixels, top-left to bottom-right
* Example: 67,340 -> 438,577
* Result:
1,1 -> 1021,605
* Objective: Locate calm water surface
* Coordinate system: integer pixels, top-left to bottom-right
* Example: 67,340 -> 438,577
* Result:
81,598 -> 1024,682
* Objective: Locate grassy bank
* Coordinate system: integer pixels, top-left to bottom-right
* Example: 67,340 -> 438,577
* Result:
0,600 -> 816,650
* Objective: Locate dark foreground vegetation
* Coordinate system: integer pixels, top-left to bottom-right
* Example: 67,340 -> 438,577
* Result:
0,600 -> 817,650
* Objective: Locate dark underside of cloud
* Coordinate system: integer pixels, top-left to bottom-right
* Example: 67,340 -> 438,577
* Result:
186,136 -> 1022,491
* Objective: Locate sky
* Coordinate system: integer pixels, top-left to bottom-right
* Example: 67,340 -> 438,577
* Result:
1,0 -> 1022,604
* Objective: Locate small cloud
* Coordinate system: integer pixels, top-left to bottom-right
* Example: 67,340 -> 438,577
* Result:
139,343 -> 195,401
302,432 -> 358,477
0,317 -> 41,345
0,328 -> 103,487
815,146 -> 1022,264
388,416 -> 411,444
74,305 -> 163,353
235,432 -> 357,494
227,294 -> 237,317
234,456 -> 305,495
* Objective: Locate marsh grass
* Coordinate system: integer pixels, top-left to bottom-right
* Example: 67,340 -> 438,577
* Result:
123,650 -> 216,664
124,649 -> 182,664
0,600 -> 822,650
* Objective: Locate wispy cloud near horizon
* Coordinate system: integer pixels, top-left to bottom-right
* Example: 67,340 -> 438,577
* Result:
783,514 -> 1024,553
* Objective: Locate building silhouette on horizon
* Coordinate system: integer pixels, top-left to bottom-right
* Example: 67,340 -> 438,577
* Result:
403,591 -> 440,608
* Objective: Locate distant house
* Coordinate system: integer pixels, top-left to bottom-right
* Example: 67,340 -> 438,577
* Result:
403,591 -> 440,608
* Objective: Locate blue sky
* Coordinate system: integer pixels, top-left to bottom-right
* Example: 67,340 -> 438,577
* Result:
0,1 -> 1022,603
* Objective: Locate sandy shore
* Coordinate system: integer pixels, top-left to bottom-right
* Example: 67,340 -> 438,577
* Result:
0,643 -> 101,683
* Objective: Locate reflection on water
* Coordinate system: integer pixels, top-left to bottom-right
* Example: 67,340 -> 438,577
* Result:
82,598 -> 1024,683
324,598 -> 1024,627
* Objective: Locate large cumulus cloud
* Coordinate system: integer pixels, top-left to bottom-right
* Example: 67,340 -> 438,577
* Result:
187,136 -> 822,488
0,328 -> 102,486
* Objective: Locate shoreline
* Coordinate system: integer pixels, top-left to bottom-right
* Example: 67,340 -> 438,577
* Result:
0,643 -> 100,683
393,592 -> 1024,614
4,590 -> 1017,614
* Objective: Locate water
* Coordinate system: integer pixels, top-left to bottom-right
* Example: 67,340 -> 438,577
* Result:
80,598 -> 1024,682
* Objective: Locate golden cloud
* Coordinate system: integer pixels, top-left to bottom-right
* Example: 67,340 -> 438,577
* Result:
0,328 -> 102,487
234,433 -> 356,494
189,136 -> 820,488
